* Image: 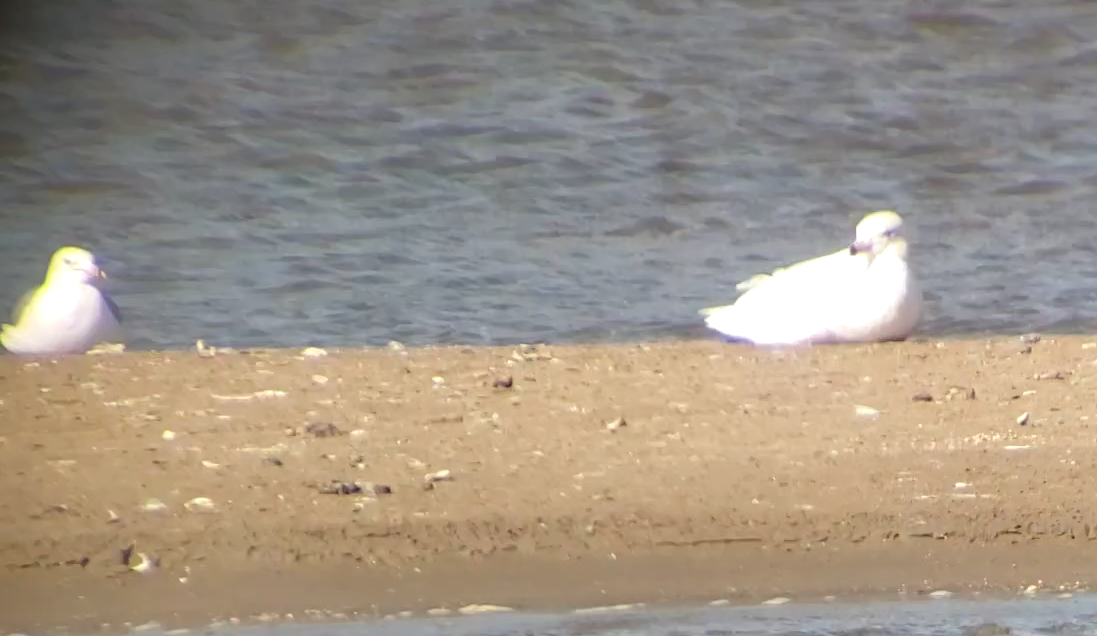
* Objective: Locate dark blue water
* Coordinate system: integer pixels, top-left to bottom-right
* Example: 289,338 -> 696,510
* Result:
2,0 -> 1097,349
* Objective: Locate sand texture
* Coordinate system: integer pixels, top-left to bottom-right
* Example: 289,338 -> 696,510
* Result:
3,336 -> 1097,631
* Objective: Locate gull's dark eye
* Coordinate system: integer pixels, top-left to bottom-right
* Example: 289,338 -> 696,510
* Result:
63,258 -> 75,266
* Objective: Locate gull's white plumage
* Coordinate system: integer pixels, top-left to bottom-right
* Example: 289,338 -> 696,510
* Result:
699,211 -> 922,346
1,246 -> 122,356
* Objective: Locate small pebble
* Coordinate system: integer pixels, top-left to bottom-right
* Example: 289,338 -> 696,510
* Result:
301,347 -> 328,358
141,499 -> 168,512
425,469 -> 453,483
762,597 -> 791,606
606,416 -> 627,431
493,376 -> 514,389
911,392 -> 934,402
1016,412 -> 1030,426
304,422 -> 342,438
161,430 -> 176,441
311,374 -> 329,385
928,590 -> 953,599
854,405 -> 879,418
184,497 -> 216,512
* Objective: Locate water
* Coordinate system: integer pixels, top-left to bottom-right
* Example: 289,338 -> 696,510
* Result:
2,0 -> 1097,350
148,598 -> 1097,636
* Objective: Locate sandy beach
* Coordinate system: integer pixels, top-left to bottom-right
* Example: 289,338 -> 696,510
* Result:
3,335 -> 1097,632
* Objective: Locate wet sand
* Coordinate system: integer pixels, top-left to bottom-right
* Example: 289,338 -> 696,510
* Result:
3,336 -> 1097,632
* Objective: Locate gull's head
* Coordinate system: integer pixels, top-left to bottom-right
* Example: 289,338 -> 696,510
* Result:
849,210 -> 907,258
45,246 -> 106,285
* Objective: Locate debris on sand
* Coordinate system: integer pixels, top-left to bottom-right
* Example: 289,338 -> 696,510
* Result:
457,604 -> 513,615
195,339 -> 217,358
512,343 -> 554,362
314,480 -> 391,496
184,497 -> 216,512
87,342 -> 126,355
302,422 -> 342,438
423,469 -> 454,490
141,498 -> 168,513
945,386 -> 977,401
425,469 -> 453,483
212,390 -> 286,401
121,543 -> 159,575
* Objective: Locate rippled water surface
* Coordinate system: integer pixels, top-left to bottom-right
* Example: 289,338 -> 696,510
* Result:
3,0 -> 1097,349
146,598 -> 1097,636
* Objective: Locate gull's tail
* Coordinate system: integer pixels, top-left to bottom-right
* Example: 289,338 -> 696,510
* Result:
0,324 -> 16,352
698,304 -> 734,317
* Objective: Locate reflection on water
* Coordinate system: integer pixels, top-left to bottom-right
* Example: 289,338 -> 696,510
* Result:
2,0 -> 1097,349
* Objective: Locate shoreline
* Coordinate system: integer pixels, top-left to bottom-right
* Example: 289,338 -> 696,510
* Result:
3,335 -> 1097,631
4,550 -> 1093,632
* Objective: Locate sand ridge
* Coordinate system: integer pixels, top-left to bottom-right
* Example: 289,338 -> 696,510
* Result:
2,336 -> 1097,630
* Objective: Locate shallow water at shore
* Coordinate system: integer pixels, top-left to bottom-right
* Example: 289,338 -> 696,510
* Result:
3,0 -> 1097,350
156,598 -> 1097,636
